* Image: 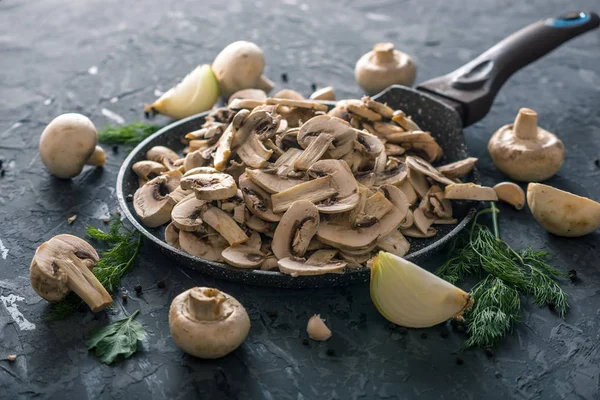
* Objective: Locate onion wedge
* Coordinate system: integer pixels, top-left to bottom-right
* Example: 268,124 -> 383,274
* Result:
370,251 -> 473,328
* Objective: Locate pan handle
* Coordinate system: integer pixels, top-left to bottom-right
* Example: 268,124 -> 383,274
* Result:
417,11 -> 599,127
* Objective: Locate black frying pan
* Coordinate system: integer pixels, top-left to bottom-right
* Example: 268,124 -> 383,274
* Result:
117,11 -> 599,288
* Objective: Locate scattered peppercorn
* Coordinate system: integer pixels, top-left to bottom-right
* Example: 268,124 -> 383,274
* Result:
595,159 -> 600,168
126,194 -> 134,202
568,269 -> 577,282
0,170 -> 5,177
495,371 -> 502,379
7,354 -> 16,362
157,280 -> 166,289
266,310 -> 278,320
134,284 -> 142,294
456,325 -> 465,333
144,110 -> 151,119
420,332 -> 427,339
440,331 -> 449,338
311,83 -> 317,92
485,347 -> 495,358
326,348 -> 336,356
302,338 -> 309,346
548,302 -> 556,311
122,294 -> 128,302
281,73 -> 288,83
0,160 -> 3,169
112,145 -> 119,154
456,357 -> 464,365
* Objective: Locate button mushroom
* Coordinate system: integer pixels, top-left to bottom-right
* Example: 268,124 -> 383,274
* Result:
309,87 -> 336,101
169,287 -> 250,359
527,183 -> 600,237
39,113 -> 106,179
488,108 -> 564,182
30,234 -> 112,312
212,41 -> 274,99
355,43 -> 417,94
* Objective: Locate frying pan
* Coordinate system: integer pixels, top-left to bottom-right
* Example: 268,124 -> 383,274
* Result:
117,11 -> 599,288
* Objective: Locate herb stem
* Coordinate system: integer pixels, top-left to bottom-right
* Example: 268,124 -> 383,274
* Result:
490,202 -> 500,240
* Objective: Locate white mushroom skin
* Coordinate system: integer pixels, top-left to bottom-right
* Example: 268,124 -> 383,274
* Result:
306,314 -> 332,341
355,43 -> 417,94
169,287 -> 250,359
39,113 -> 106,179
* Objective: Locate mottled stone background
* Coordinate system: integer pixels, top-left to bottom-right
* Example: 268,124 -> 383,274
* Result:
1,0 -> 599,399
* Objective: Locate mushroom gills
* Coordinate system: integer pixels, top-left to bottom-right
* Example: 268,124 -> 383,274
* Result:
133,175 -> 177,228
221,245 -> 266,268
180,173 -> 238,201
271,176 -> 337,214
171,194 -> 206,231
272,200 -> 320,259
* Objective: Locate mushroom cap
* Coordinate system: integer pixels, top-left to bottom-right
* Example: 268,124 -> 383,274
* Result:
527,183 -> 600,237
169,287 -> 250,359
171,194 -> 206,231
221,245 -> 265,268
272,200 -> 320,259
354,43 -> 417,94
179,228 -> 227,261
212,41 -> 266,98
39,113 -> 100,179
30,234 -> 99,302
488,108 -> 564,182
272,89 -> 304,100
133,174 -> 178,228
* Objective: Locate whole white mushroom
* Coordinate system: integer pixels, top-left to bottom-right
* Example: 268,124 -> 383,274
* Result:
39,113 -> 105,179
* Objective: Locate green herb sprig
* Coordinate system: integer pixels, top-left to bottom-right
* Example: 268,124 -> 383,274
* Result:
44,217 -> 142,320
436,202 -> 568,348
87,310 -> 146,364
98,122 -> 161,145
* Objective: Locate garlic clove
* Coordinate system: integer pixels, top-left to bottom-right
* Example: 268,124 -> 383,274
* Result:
144,64 -> 220,120
370,251 -> 473,328
306,314 -> 332,341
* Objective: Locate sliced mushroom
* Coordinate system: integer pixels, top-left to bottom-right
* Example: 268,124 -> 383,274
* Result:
260,256 -> 279,271
355,130 -> 384,159
392,110 -> 421,131
133,174 -> 177,227
293,133 -> 334,170
171,194 -> 206,231
398,179 -> 418,205
274,148 -> 303,176
213,124 -> 235,171
147,146 -> 179,165
405,156 -> 455,186
228,98 -> 265,110
407,167 -> 430,198
339,251 -> 371,266
266,98 -> 328,112
372,121 -> 406,137
363,192 -> 393,220
271,175 -> 337,214
272,89 -> 304,100
306,249 -> 339,264
430,192 -> 453,219
317,214 -> 380,250
237,134 -> 273,168
375,163 -> 407,186
179,228 -> 228,262
221,245 -> 265,268
246,214 -> 276,233
309,87 -> 335,101
399,209 -> 414,229
401,226 -> 437,238
245,168 -> 305,193
433,218 -> 458,225
297,115 -> 357,159
308,160 -> 360,214
165,223 -> 181,249
362,96 -> 394,119
277,257 -> 346,277
183,166 -> 219,177
444,183 -> 498,201
437,157 -> 478,179
239,173 -> 281,222
377,231 -> 410,257
183,149 -> 209,172
413,208 -> 435,235
272,200 -> 320,259
200,204 -> 248,245
169,185 -> 193,204
133,161 -> 167,186
378,185 -> 410,218
180,172 -> 238,201
347,103 -> 382,121
246,231 -> 262,249
384,143 -> 405,156
228,88 -> 267,104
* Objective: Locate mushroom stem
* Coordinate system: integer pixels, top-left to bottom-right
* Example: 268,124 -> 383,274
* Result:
187,287 -> 226,321
85,146 -> 106,167
513,108 -> 538,140
373,43 -> 395,64
57,254 -> 112,312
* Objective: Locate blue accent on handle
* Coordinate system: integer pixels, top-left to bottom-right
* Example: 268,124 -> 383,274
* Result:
547,12 -> 590,27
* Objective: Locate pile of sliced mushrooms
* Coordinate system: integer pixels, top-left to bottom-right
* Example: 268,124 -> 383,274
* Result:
132,94 -> 483,277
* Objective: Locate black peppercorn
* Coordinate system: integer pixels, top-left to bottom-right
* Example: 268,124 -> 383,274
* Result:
281,73 -> 288,83
134,284 -> 142,294
302,338 -> 309,346
456,325 -> 465,333
0,170 -> 4,177
568,269 -> 577,282
266,310 -> 278,320
420,332 -> 427,339
157,280 -> 166,289
112,145 -> 119,154
485,347 -> 495,358
456,357 -> 464,365
122,294 -> 128,302
326,348 -> 335,356
548,302 -> 556,311
0,160 -> 3,169
595,159 -> 600,168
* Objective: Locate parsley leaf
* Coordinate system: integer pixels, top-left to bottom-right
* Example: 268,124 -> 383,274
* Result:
87,310 -> 146,364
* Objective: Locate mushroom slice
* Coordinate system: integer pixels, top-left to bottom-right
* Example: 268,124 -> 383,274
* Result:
277,257 -> 346,277
297,115 -> 357,158
168,185 -> 193,204
407,167 -> 430,198
271,176 -> 337,214
378,185 -> 410,219
413,208 -> 435,235
444,183 -> 498,201
362,96 -> 394,118
348,186 -> 369,226
133,175 -> 177,227
377,231 -> 410,257
430,192 -> 453,219
228,88 -> 267,104
355,130 -> 384,158
133,160 -> 167,185
317,215 -> 380,249
237,134 -> 273,168
233,204 -> 246,224
179,229 -> 228,261
396,133 -> 443,163
213,124 -> 235,171
246,214 -> 276,233
260,256 -> 279,271
363,192 -> 393,220
399,209 -> 414,229
272,89 -> 304,100
266,98 -> 328,112
326,99 -> 362,121
183,166 -> 219,177
401,226 -> 437,238
339,251 -> 371,266
183,149 -> 209,172
221,245 -> 265,268
180,172 -> 238,201
433,218 -> 458,225
200,205 -> 248,245
308,160 -> 360,214
355,171 -> 376,188
147,146 -> 179,165
293,133 -> 334,170
375,163 -> 408,187
165,223 -> 181,249
272,200 -> 320,259
398,179 -> 418,205
385,143 -> 405,156
30,234 -> 112,312
239,173 -> 281,222
372,121 -> 406,138
310,87 -> 335,101
171,194 -> 206,231
274,148 -> 303,176
405,156 -> 455,186
306,249 -> 339,264
437,157 -> 478,179
246,231 -> 262,250
392,110 -> 421,131
228,98 -> 265,110
245,169 -> 304,194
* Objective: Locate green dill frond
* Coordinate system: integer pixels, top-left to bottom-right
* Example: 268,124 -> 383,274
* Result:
98,122 -> 161,145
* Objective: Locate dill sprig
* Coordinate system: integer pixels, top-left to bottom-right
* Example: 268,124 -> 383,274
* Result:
436,202 -> 569,348
44,217 -> 142,320
98,122 -> 161,145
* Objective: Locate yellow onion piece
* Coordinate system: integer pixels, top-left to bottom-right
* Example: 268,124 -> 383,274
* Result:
370,251 -> 473,328
144,64 -> 220,120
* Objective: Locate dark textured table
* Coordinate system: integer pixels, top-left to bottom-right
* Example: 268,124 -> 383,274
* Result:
1,0 -> 599,399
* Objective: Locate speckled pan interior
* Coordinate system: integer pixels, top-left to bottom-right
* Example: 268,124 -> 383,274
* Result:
117,85 -> 478,288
